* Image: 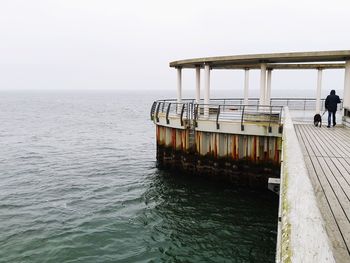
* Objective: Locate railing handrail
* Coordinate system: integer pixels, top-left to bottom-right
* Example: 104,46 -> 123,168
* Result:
153,98 -> 343,112
154,97 -> 342,102
151,99 -> 285,131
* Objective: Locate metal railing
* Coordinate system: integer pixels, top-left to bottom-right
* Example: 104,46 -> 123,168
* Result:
151,97 -> 342,117
192,103 -> 283,131
269,98 -> 343,111
150,99 -> 285,132
151,100 -> 192,126
191,98 -> 342,111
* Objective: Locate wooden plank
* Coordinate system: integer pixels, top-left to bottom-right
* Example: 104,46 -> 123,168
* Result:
296,124 -> 350,260
319,130 -> 347,158
294,125 -> 307,155
330,157 -> 350,188
323,128 -> 350,150
331,127 -> 350,142
321,157 -> 350,218
303,125 -> 333,157
319,127 -> 350,157
338,158 -> 350,180
297,124 -> 320,157
319,127 -> 349,157
299,125 -> 315,156
310,156 -> 350,250
306,124 -> 350,158
304,156 -> 350,263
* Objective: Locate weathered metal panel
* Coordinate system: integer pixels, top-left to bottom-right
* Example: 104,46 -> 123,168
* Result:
156,124 -> 281,164
182,129 -> 187,150
218,134 -> 227,158
171,128 -> 176,149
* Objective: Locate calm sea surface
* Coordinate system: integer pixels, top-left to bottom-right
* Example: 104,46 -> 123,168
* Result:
0,91 -> 278,263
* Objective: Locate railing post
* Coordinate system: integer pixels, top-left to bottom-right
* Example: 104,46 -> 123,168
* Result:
155,102 -> 161,123
180,103 -> 185,126
279,107 -> 283,133
187,102 -> 190,123
216,105 -> 221,129
166,103 -> 171,124
150,101 -> 157,120
268,106 -> 272,133
194,103 -> 199,127
241,105 -> 245,131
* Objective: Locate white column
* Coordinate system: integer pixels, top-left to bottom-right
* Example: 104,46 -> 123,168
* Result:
177,67 -> 182,103
195,66 -> 201,104
259,63 -> 267,106
244,69 -> 249,105
265,69 -> 272,106
316,69 -> 322,114
343,60 -> 350,109
204,64 -> 210,118
177,67 -> 182,114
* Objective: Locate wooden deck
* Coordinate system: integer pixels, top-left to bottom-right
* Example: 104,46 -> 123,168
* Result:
295,124 -> 350,263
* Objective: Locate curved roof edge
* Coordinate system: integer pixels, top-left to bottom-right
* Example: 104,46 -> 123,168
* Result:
169,50 -> 350,69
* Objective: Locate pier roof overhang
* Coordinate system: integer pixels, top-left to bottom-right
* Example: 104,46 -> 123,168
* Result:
169,50 -> 350,69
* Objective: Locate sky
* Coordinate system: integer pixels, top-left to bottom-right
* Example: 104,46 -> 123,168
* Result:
1,0 -> 350,97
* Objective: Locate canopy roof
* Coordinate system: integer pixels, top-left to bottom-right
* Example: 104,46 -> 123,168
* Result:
169,50 -> 350,69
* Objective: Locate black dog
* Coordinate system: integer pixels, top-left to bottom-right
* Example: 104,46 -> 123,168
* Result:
314,114 -> 322,127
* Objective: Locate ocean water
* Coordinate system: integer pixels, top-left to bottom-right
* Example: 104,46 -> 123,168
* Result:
0,91 -> 278,263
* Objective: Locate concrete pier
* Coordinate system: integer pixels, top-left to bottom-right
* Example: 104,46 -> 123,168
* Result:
152,99 -> 283,187
152,51 -> 350,262
156,125 -> 281,187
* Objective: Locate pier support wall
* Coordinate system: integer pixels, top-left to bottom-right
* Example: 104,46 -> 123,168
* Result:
155,125 -> 281,187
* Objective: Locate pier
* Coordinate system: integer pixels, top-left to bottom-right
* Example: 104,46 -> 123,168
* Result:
151,50 -> 350,262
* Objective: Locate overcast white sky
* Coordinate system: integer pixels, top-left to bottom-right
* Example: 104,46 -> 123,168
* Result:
1,0 -> 350,97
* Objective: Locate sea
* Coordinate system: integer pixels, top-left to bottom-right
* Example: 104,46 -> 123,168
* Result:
0,90 -> 278,263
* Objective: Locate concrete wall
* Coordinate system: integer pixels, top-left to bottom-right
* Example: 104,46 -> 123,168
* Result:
276,108 -> 335,263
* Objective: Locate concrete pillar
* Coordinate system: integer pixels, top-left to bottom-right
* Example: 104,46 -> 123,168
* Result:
177,67 -> 182,114
195,66 -> 201,104
177,67 -> 182,104
204,64 -> 210,118
265,69 -> 272,106
316,69 -> 322,114
259,63 -> 267,106
244,69 -> 249,105
343,60 -> 350,109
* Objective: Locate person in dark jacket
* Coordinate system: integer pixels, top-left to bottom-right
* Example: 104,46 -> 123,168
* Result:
325,90 -> 341,128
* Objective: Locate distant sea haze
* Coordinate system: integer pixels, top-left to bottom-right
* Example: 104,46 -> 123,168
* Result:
0,90 -> 278,262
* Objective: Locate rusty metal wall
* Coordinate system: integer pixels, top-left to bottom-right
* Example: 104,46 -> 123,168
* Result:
156,125 -> 282,163
156,125 -> 189,151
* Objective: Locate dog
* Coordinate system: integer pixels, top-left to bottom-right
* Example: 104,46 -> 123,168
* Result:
314,113 -> 322,127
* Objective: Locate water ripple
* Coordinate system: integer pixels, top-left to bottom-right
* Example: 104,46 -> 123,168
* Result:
0,91 -> 278,262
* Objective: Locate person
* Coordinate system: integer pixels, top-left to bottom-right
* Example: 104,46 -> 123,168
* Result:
325,90 -> 341,128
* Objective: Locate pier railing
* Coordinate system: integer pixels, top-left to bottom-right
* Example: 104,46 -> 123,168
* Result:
151,100 -> 193,126
191,98 -> 342,111
151,99 -> 284,131
150,97 -> 342,120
